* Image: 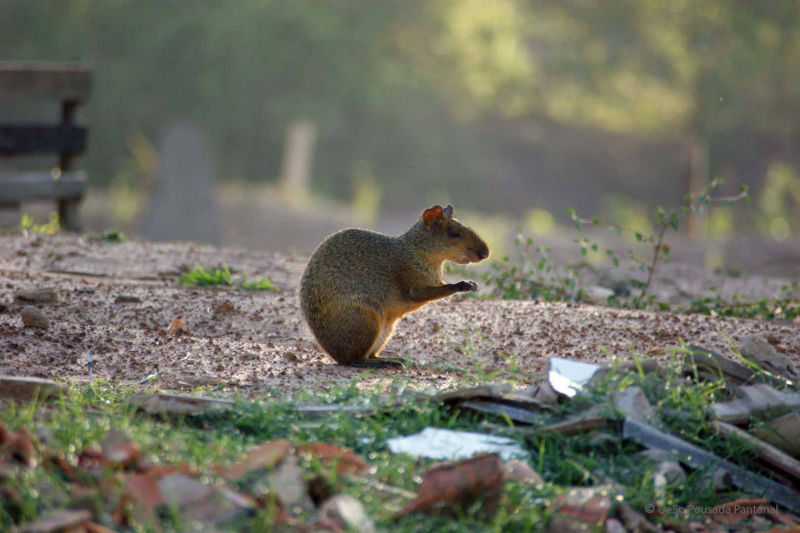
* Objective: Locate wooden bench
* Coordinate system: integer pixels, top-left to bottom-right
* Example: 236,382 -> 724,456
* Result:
0,62 -> 92,230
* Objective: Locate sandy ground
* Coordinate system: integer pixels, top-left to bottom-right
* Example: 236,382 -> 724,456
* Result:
1,233 -> 798,396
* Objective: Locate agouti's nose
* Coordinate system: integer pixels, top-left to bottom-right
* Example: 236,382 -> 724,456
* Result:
476,246 -> 489,260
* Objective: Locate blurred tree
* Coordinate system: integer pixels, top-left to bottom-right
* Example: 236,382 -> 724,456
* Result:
2,0 -> 799,225
415,0 -> 800,200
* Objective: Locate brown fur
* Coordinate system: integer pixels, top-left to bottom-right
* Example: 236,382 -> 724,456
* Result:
299,205 -> 489,365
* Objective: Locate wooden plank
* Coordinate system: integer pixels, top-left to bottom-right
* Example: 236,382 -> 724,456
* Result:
0,170 -> 86,203
0,62 -> 92,101
712,420 -> 800,482
0,125 -> 87,154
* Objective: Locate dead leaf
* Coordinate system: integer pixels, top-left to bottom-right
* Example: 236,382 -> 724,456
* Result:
223,438 -> 293,480
297,442 -> 370,476
85,522 -> 119,533
167,317 -> 188,336
710,497 -> 773,525
3,425 -> 35,467
99,430 -> 140,469
617,502 -> 660,533
45,454 -> 75,478
122,469 -> 166,516
503,459 -> 543,485
315,494 -> 375,533
773,512 -> 800,526
17,509 -> 91,533
157,473 -> 254,525
550,487 -> 612,525
213,300 -> 236,316
117,464 -> 189,523
395,452 -> 506,519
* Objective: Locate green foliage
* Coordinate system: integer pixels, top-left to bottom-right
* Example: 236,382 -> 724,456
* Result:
570,179 -> 749,307
687,284 -> 800,320
179,266 -> 277,291
1,213 -> 62,236
179,265 -> 233,287
99,228 -> 126,243
482,232 -> 586,302
238,274 -> 278,292
2,1 -> 798,219
0,348 -> 784,531
481,181 -> 800,320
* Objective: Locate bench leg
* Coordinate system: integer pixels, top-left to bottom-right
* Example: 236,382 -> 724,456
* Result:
0,203 -> 22,227
58,198 -> 82,231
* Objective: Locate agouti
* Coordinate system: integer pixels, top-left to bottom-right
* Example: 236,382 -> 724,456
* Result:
300,204 -> 489,368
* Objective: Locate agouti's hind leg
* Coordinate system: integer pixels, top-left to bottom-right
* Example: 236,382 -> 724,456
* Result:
351,320 -> 412,369
318,305 -> 392,367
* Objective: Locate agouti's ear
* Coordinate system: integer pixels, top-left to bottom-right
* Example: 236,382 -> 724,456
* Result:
422,205 -> 443,228
443,205 -> 454,218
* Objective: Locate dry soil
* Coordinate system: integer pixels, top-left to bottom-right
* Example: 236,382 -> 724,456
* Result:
1,233 -> 798,396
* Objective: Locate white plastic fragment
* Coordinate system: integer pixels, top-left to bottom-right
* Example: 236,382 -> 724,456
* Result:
548,357 -> 604,397
386,427 -> 526,461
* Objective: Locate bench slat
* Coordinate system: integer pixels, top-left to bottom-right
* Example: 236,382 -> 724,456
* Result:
0,171 -> 87,204
0,62 -> 92,101
0,125 -> 87,154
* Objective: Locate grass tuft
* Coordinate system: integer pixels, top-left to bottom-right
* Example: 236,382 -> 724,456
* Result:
179,265 -> 277,291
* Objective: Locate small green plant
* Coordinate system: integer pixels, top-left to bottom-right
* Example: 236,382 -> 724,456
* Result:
687,284 -> 800,320
180,265 -> 234,286
1,212 -> 62,235
569,179 -> 750,307
179,265 -> 277,291
99,228 -> 126,243
482,180 -> 781,318
239,273 -> 278,291
482,232 -> 586,302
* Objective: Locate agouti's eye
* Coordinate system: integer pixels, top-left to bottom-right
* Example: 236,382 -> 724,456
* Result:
447,231 -> 460,238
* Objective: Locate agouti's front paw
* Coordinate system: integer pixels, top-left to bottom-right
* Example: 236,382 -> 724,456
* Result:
456,280 -> 478,292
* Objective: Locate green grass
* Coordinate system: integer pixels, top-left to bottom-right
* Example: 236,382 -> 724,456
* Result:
0,349 -> 789,532
98,228 -> 127,243
178,266 -> 277,291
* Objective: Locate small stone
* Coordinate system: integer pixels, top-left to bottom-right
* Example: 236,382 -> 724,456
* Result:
114,294 -> 142,304
547,516 -> 592,533
740,334 -> 800,381
17,509 -> 91,533
0,377 -> 65,402
613,386 -> 657,423
617,502 -> 659,533
503,459 -> 544,485
316,494 -> 375,533
638,448 -> 676,463
698,468 -> 734,492
157,474 -> 254,525
15,288 -> 58,304
604,518 -> 627,533
21,306 -> 50,329
652,461 -> 686,500
586,286 -> 614,304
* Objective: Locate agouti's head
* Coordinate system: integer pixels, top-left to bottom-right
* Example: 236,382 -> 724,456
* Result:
420,204 -> 490,264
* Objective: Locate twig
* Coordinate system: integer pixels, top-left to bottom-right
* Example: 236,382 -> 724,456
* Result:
638,221 -> 668,303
